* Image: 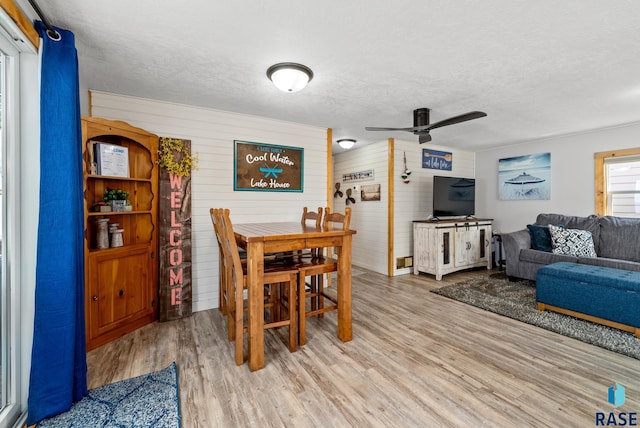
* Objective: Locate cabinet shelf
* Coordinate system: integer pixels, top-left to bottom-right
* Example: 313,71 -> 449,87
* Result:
88,210 -> 153,217
87,174 -> 152,183
82,116 -> 159,351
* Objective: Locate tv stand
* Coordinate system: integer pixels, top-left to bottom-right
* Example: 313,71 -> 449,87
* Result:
413,218 -> 493,280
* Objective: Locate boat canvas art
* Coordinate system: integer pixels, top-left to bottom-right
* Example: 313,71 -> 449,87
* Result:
498,153 -> 551,200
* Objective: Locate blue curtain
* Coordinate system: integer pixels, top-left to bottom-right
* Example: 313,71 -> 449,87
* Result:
27,21 -> 87,425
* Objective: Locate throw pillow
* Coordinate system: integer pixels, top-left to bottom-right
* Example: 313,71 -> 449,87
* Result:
548,224 -> 597,257
527,224 -> 561,252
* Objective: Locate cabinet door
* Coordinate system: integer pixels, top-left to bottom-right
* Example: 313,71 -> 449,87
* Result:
87,246 -> 153,339
413,225 -> 430,272
454,229 -> 475,267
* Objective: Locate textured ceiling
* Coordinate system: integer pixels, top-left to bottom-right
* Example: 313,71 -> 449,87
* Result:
29,0 -> 640,152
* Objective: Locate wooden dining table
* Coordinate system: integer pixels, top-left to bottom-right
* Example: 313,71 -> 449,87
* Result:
233,221 -> 356,371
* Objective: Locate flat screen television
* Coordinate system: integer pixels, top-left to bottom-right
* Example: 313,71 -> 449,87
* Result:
432,175 -> 476,218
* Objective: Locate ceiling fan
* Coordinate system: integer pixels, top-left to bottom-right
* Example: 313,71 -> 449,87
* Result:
365,108 -> 487,144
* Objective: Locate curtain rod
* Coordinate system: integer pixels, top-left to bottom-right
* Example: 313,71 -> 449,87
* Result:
27,0 -> 61,41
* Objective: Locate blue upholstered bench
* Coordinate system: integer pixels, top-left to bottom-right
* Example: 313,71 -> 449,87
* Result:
536,262 -> 640,338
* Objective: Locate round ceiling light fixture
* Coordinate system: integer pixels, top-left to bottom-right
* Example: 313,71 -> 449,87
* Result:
266,62 -> 313,92
337,139 -> 356,150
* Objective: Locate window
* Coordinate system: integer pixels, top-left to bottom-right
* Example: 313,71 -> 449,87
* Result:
594,148 -> 640,217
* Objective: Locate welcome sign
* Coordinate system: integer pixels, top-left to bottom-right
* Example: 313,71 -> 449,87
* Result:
234,140 -> 304,192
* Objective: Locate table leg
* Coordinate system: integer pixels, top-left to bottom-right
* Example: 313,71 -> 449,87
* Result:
247,241 -> 265,371
336,235 -> 353,342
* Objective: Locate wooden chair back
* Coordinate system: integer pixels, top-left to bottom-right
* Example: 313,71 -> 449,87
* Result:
210,208 -> 229,315
323,207 -> 352,230
301,206 -> 323,228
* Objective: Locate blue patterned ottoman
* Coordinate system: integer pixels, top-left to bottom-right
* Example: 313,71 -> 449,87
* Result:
536,262 -> 640,338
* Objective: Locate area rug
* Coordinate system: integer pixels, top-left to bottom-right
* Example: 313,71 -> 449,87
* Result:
38,362 -> 180,427
432,274 -> 640,360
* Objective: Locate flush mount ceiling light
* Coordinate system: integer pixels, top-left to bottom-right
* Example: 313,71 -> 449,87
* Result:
266,62 -> 313,92
337,139 -> 356,150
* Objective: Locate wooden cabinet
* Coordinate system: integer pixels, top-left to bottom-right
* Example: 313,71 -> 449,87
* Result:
82,116 -> 159,351
413,219 -> 492,280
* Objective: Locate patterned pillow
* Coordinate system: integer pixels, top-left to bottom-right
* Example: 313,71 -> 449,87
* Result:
548,224 -> 597,257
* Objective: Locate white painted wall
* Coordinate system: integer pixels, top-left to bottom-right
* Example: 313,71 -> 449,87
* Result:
90,91 -> 327,312
332,140 -> 388,274
332,138 -> 475,276
392,140 -> 475,275
476,122 -> 640,234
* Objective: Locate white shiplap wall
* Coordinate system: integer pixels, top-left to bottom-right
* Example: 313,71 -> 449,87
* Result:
392,139 -> 475,275
333,141 -> 389,274
333,138 -> 475,276
90,91 -> 328,312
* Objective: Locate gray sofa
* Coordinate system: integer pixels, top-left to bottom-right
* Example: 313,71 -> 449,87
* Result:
502,213 -> 640,281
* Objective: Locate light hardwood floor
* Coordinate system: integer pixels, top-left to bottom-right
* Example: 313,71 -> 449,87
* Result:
87,268 -> 640,427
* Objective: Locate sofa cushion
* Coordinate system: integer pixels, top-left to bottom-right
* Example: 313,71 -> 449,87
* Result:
536,213 -> 600,251
577,256 -> 640,272
549,224 -> 597,257
527,224 -> 563,252
598,216 -> 640,262
519,248 -> 578,265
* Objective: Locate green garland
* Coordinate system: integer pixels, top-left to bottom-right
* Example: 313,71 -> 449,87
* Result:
158,137 -> 199,177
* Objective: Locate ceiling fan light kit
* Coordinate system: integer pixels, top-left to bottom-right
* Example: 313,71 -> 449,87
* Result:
365,107 -> 487,143
266,62 -> 313,92
337,138 -> 357,150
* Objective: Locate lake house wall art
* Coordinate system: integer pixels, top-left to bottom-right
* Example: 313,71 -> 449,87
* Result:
498,152 -> 551,200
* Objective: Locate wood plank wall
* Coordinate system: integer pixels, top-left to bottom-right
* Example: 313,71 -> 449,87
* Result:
333,138 -> 475,276
90,91 -> 328,311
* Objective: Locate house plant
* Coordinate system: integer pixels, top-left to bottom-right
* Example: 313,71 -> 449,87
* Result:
103,188 -> 130,212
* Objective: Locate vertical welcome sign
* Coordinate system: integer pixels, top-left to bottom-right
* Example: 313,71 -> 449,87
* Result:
159,138 -> 192,321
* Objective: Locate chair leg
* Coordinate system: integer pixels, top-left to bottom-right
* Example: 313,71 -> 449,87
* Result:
288,274 -> 297,352
298,271 -> 307,346
317,274 -> 325,318
235,285 -> 244,365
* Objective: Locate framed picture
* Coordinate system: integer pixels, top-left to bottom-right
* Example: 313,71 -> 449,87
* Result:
360,184 -> 381,201
234,140 -> 303,192
498,153 -> 551,200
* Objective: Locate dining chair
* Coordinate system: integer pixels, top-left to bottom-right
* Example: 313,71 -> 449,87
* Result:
213,208 -> 299,365
296,206 -> 352,345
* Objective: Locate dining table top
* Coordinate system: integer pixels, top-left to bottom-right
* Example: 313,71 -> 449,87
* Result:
233,221 -> 356,242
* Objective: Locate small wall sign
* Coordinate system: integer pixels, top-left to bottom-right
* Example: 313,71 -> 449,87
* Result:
422,149 -> 452,171
234,140 -> 303,192
342,169 -> 375,183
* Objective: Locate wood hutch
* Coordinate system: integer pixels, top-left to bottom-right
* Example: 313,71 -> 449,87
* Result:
82,117 -> 159,350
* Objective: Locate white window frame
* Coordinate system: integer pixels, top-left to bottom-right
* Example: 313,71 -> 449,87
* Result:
0,6 -> 35,427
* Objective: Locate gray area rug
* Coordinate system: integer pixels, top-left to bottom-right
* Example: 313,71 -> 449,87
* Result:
38,362 -> 180,427
432,273 -> 640,360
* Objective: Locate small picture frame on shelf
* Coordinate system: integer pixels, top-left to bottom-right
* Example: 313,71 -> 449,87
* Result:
94,142 -> 130,177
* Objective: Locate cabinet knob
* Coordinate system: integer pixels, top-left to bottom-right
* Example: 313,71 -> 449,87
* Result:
119,289 -> 124,297
92,295 -> 98,301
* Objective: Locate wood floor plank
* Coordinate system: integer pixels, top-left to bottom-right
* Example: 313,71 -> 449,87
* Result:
87,268 -> 640,427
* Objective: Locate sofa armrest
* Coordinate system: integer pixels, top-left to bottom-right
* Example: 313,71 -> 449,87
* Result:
501,229 -> 531,275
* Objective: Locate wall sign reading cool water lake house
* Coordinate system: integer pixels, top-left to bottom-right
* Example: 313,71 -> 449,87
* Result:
234,140 -> 304,192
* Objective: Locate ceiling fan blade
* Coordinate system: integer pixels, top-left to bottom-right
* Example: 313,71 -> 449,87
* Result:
412,111 -> 487,132
365,126 -> 416,132
418,133 -> 432,144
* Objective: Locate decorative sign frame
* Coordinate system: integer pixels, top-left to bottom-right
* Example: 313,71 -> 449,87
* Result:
342,169 -> 375,183
234,140 -> 303,192
422,149 -> 452,170
158,138 -> 192,321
